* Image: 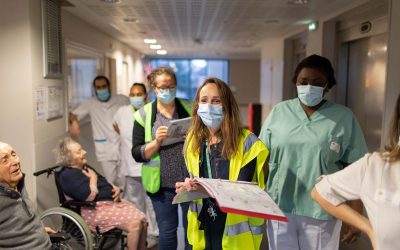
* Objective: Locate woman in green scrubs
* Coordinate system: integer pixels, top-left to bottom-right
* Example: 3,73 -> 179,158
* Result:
259,54 -> 368,250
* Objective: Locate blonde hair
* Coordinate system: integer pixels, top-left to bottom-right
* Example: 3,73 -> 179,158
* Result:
187,78 -> 243,159
148,67 -> 177,88
382,93 -> 400,162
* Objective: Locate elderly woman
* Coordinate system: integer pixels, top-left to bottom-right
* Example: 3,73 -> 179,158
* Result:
54,138 -> 147,250
259,54 -> 368,250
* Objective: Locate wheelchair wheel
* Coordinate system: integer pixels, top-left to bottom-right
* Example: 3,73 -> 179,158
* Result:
41,207 -> 93,250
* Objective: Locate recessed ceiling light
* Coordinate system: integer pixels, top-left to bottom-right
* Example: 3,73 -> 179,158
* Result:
287,0 -> 309,5
264,19 -> 279,24
123,18 -> 138,23
157,50 -> 167,55
144,39 -> 157,44
150,44 -> 162,49
101,0 -> 121,4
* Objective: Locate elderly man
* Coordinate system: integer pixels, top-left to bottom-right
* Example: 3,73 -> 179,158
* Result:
0,142 -> 51,249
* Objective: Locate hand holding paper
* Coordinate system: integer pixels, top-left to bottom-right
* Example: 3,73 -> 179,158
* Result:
161,117 -> 192,146
173,178 -> 288,221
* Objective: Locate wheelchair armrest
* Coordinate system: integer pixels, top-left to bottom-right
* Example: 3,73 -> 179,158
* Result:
63,200 -> 96,208
49,232 -> 71,243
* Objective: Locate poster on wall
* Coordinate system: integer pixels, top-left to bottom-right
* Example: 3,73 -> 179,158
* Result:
34,86 -> 64,121
46,86 -> 64,121
35,86 -> 46,120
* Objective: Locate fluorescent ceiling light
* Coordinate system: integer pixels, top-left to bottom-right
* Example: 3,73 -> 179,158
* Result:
101,0 -> 121,3
308,21 -> 318,31
144,39 -> 157,44
123,18 -> 138,23
150,44 -> 162,49
157,50 -> 167,55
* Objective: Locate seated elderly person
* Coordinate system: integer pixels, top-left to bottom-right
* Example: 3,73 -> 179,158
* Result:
54,138 -> 147,250
0,142 -> 52,249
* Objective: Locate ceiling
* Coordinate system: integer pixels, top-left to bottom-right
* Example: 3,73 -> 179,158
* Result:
63,0 -> 369,59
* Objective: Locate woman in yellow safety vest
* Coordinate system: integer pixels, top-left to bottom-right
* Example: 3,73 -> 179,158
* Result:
176,77 -> 269,250
131,67 -> 192,250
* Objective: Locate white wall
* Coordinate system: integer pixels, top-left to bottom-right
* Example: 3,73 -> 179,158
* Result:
229,59 -> 261,126
0,0 -> 37,199
259,38 -> 285,121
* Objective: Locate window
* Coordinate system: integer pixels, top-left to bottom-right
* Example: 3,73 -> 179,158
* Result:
151,59 -> 229,99
68,59 -> 98,110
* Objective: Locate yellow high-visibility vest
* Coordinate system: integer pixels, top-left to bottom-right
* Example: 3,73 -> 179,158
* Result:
185,129 -> 269,250
134,98 -> 192,193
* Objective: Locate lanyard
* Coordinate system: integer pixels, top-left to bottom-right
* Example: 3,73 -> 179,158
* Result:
205,140 -> 212,178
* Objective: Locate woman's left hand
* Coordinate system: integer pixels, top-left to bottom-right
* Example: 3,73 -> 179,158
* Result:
112,186 -> 121,202
175,178 -> 196,193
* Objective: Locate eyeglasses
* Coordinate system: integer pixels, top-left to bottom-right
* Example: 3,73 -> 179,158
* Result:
155,85 -> 176,91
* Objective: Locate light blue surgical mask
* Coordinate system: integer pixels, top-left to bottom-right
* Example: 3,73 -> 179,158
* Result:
96,89 -> 110,102
130,96 -> 145,110
157,88 -> 176,104
297,85 -> 324,107
197,103 -> 224,128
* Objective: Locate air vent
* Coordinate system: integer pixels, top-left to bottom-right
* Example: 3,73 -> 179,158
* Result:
41,0 -> 63,78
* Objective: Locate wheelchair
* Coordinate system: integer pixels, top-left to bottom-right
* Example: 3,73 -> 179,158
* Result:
34,166 -> 127,250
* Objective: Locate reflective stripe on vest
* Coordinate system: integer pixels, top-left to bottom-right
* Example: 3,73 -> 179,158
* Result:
146,159 -> 160,167
185,129 -> 269,249
243,132 -> 258,155
189,201 -> 203,213
225,221 -> 263,237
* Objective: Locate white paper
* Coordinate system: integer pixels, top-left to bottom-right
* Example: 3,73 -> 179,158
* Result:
46,86 -> 64,121
173,178 -> 287,221
162,117 -> 192,146
35,86 -> 46,120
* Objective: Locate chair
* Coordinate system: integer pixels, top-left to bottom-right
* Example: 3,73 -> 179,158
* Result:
35,166 -> 127,250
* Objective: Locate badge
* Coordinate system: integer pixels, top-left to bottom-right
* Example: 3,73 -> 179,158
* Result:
207,205 -> 217,221
330,141 -> 340,153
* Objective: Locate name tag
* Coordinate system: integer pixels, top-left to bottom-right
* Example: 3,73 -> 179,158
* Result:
330,141 -> 340,153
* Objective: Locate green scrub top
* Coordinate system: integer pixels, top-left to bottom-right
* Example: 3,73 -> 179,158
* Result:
259,98 -> 368,220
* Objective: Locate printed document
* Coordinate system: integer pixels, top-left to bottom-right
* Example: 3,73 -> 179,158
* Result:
162,117 -> 192,146
173,178 -> 288,221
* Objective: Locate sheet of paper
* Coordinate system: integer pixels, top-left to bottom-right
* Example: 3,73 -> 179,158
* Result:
200,179 -> 286,220
162,117 -> 192,146
172,188 -> 210,204
172,178 -> 287,221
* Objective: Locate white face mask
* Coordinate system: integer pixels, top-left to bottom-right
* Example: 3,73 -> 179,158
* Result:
156,88 -> 176,104
197,103 -> 224,128
129,96 -> 145,110
296,85 -> 324,107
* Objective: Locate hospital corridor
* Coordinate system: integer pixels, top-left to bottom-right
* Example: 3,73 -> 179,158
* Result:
1,0 -> 400,249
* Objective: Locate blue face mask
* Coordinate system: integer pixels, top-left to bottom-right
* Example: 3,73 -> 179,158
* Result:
197,103 -> 224,128
296,85 -> 324,107
96,89 -> 110,102
157,88 -> 176,104
130,96 -> 145,110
